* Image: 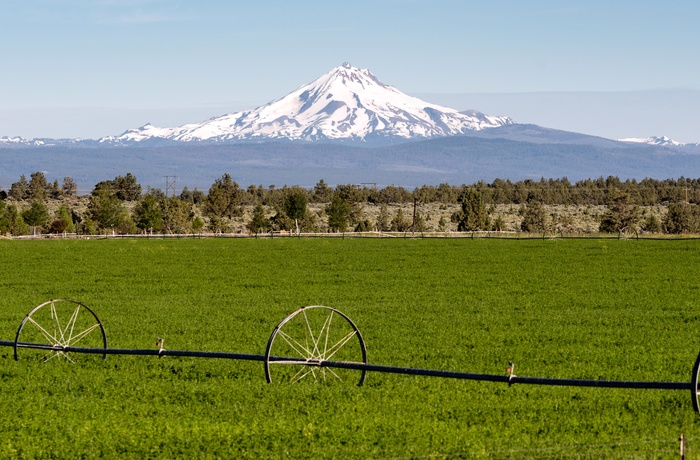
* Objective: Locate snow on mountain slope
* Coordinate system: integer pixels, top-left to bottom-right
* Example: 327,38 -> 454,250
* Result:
99,63 -> 514,145
618,135 -> 684,147
0,136 -> 47,146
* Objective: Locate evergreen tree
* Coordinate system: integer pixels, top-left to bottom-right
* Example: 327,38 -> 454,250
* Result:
9,175 -> 29,200
48,205 -> 75,234
664,203 -> 695,234
453,188 -> 489,231
161,197 -> 192,234
21,200 -> 50,232
599,190 -> 640,233
28,172 -> 48,201
49,180 -> 61,199
62,177 -> 78,197
642,214 -> 662,234
133,194 -> 164,232
326,194 -> 350,232
206,173 -> 243,219
247,203 -> 270,235
520,201 -> 547,232
413,212 -> 427,232
0,200 -> 8,234
5,204 -> 29,236
312,179 -> 333,203
375,204 -> 390,231
179,187 -> 206,205
390,208 -> 410,231
283,190 -> 308,222
113,173 -> 142,201
88,188 -> 133,233
192,216 -> 204,235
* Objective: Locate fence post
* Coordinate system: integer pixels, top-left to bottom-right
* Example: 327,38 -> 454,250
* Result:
680,433 -> 685,460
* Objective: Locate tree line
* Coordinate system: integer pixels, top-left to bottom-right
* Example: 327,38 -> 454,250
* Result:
1,172 -> 700,236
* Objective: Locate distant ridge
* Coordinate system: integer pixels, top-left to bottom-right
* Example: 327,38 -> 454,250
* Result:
2,64 -> 700,190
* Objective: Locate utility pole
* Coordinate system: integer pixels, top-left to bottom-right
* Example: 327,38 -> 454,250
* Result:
164,176 -> 178,198
411,197 -> 417,235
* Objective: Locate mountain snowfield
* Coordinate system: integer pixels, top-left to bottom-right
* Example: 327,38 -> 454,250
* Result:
617,136 -> 688,147
98,63 -> 514,145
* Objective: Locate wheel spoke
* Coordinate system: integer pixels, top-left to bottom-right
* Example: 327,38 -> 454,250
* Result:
50,301 -> 67,345
65,304 -> 82,345
324,330 -> 358,361
66,323 -> 101,346
322,366 -> 343,381
27,317 -> 59,345
278,329 -> 314,359
321,310 -> 334,359
302,309 -> 321,359
42,349 -> 57,361
44,351 -> 60,362
290,366 -> 317,384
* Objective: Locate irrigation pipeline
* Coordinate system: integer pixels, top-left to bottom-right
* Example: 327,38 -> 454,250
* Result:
1,340 -> 692,391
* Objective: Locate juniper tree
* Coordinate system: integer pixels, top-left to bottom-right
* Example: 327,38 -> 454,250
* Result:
28,172 -> 48,201
520,201 -> 547,232
88,188 -> 133,233
247,203 -> 270,235
326,194 -> 350,232
21,200 -> 50,231
206,173 -> 243,219
133,194 -> 164,232
9,175 -> 29,200
113,173 -> 142,201
452,188 -> 489,231
599,189 -> 640,233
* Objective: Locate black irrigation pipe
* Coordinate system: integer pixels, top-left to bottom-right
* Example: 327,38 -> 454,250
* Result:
2,340 -> 692,391
316,360 -> 693,390
5,342 -> 267,362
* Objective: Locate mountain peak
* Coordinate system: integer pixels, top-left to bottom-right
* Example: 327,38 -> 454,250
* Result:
321,62 -> 383,90
100,64 -> 514,145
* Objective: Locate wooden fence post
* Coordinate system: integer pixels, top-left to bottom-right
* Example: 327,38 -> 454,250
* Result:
680,433 -> 686,460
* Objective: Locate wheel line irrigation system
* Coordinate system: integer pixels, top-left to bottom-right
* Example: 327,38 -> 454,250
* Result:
1,299 -> 699,413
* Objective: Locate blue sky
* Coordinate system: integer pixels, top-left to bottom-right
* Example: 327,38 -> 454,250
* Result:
1,0 -> 699,141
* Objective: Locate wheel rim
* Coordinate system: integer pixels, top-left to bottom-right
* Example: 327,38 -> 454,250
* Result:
692,350 -> 700,413
14,299 -> 108,362
620,226 -> 639,240
264,306 -> 367,385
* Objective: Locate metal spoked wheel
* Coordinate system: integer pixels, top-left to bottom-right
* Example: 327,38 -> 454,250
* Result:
691,350 -> 700,413
619,226 -> 640,240
14,299 -> 108,362
264,306 -> 367,385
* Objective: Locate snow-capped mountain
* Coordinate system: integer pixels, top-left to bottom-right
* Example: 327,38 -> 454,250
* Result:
98,63 -> 514,145
618,135 -> 685,147
0,136 -> 47,146
0,136 -> 89,148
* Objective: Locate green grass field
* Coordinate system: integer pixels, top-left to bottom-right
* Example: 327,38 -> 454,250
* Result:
1,238 -> 700,458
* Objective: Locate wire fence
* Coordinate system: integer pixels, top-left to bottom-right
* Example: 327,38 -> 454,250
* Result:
6,229 -> 700,241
